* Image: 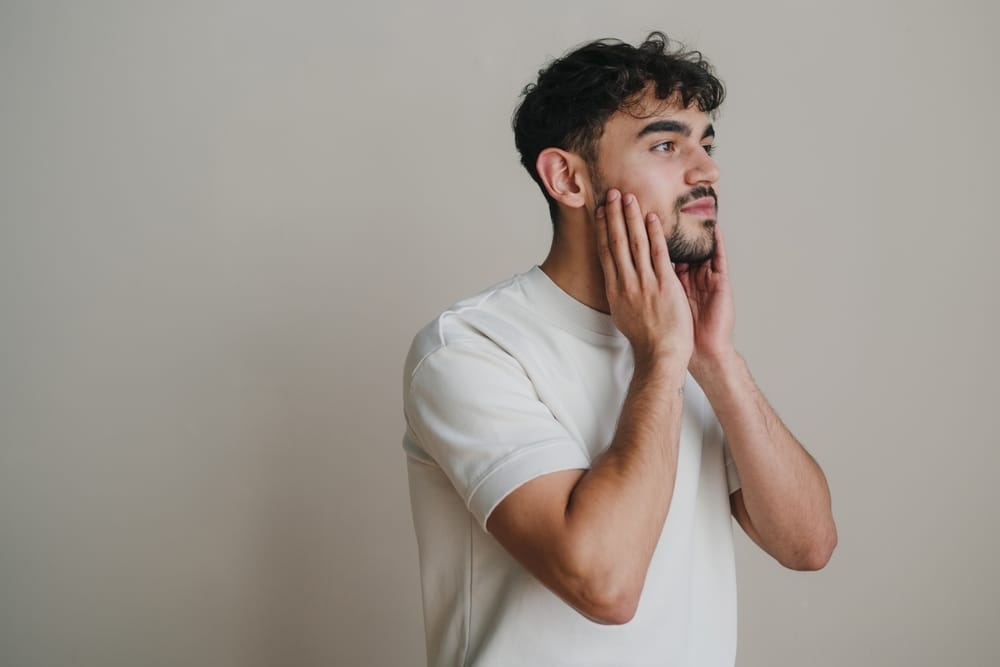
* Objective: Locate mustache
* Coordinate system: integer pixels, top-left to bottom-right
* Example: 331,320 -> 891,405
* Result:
675,186 -> 718,211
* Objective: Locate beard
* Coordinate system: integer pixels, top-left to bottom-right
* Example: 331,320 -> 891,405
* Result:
590,165 -> 718,265
665,214 -> 716,264
668,184 -> 718,263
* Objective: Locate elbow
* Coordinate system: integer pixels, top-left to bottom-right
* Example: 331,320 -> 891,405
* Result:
559,546 -> 643,625
785,529 -> 838,571
581,587 -> 640,625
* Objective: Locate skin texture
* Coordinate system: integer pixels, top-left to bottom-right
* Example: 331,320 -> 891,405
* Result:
486,88 -> 837,625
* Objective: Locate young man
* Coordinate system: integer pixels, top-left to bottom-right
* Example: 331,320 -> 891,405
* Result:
402,32 -> 836,667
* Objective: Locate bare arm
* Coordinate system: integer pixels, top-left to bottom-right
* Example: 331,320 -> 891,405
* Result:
697,353 -> 837,570
487,354 -> 686,624
486,189 -> 694,624
673,210 -> 836,571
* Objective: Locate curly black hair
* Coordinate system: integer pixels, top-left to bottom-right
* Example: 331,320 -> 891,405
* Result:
512,31 -> 725,225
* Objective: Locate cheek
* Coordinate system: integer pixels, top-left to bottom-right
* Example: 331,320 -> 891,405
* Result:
634,184 -> 682,220
607,156 -> 684,214
629,164 -> 681,204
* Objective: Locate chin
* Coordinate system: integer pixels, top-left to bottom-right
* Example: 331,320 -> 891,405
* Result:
667,223 -> 716,264
675,249 -> 715,264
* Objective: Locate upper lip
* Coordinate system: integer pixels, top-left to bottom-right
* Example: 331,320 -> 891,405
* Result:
681,197 -> 716,211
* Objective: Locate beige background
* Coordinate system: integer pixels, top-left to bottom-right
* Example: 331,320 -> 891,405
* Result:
2,1 -> 997,665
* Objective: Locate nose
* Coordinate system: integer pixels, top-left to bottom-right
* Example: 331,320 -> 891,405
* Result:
685,148 -> 720,186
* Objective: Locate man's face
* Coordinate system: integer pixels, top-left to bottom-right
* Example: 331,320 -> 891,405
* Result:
589,90 -> 720,264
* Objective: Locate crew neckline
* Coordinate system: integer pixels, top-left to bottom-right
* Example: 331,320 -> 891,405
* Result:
520,265 -> 625,340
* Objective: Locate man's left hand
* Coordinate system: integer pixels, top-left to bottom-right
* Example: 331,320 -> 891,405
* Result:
673,223 -> 737,376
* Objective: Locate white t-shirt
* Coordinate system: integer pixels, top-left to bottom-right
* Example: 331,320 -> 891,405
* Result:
402,265 -> 742,667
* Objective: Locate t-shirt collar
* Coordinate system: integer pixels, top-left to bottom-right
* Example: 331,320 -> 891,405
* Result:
521,265 -> 626,340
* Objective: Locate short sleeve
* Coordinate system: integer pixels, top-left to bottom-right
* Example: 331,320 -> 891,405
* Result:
722,435 -> 742,494
404,340 -> 591,531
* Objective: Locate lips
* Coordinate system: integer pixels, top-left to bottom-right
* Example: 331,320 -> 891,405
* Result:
680,197 -> 716,216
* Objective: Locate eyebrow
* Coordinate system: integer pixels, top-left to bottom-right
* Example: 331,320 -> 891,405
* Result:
637,120 -> 715,140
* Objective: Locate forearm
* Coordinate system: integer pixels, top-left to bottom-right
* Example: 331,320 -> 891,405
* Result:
694,352 -> 837,568
561,354 -> 687,612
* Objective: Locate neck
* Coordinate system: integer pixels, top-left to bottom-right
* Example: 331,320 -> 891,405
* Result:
538,215 -> 611,315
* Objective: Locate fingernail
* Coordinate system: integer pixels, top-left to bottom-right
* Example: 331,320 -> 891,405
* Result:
596,206 -> 605,218
623,193 -> 634,205
607,189 -> 620,202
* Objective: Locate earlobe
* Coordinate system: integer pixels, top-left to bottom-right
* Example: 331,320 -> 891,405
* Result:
536,148 -> 588,211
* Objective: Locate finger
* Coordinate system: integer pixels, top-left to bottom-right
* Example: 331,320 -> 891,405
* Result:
647,212 -> 673,281
605,189 -> 638,289
676,268 -> 692,292
622,193 -> 653,286
711,223 -> 729,275
594,205 -> 618,288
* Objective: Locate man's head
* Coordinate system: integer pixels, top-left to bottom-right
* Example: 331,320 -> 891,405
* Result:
512,32 -> 725,263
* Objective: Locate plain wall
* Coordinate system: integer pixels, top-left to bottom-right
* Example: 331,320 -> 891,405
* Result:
2,1 -> 998,665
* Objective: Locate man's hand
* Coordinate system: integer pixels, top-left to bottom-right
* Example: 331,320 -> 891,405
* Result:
673,222 -> 737,376
486,187 -> 697,624
597,189 -> 693,368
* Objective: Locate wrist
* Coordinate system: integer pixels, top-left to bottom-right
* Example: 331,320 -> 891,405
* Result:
690,347 -> 742,379
635,347 -> 691,378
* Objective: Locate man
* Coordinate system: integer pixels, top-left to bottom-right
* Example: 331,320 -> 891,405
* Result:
402,32 -> 836,666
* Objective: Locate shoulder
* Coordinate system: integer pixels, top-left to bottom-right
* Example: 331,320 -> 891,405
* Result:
403,271 -> 534,386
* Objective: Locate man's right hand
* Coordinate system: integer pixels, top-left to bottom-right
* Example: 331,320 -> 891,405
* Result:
486,188 -> 693,624
596,189 -> 693,368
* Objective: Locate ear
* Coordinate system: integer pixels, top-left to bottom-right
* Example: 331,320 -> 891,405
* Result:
535,148 -> 590,212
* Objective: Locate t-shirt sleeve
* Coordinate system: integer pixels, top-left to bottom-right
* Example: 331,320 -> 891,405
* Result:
404,339 -> 591,531
722,434 -> 742,494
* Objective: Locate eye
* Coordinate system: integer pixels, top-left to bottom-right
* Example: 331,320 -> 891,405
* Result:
703,143 -> 718,156
653,141 -> 675,153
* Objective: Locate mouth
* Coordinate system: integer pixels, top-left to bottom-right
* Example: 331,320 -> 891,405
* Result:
680,197 -> 716,217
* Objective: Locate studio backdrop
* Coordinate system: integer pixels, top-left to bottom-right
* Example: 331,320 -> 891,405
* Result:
2,1 -> 997,665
